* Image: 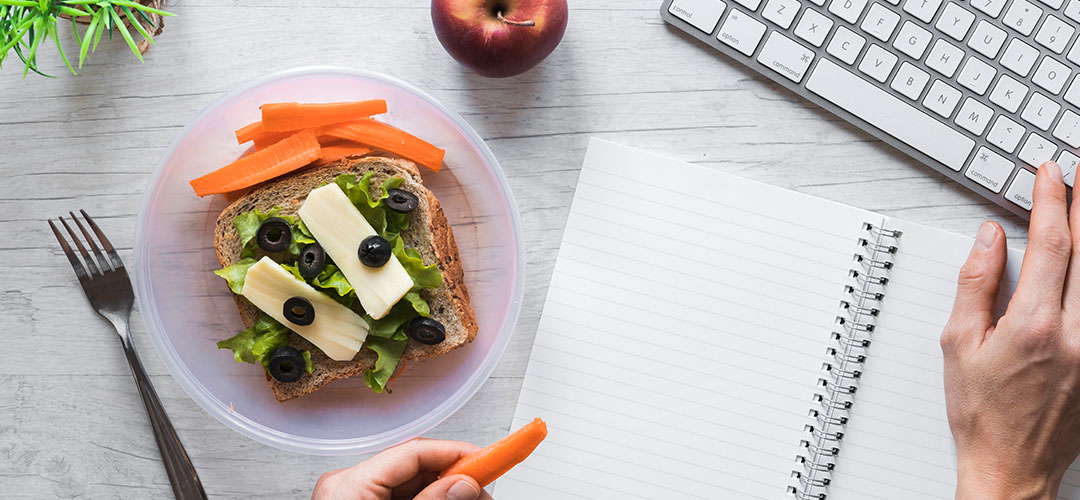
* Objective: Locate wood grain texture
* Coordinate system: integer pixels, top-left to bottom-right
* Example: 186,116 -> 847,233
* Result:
0,1 -> 1028,498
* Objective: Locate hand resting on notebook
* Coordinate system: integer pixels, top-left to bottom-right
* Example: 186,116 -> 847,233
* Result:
311,438 -> 493,500
943,161 -> 1080,500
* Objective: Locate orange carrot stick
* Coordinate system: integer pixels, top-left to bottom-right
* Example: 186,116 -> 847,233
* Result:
251,130 -> 294,150
441,418 -> 548,487
260,100 -> 388,132
190,130 -> 322,197
234,120 -> 265,144
321,119 -> 445,171
313,144 -> 374,166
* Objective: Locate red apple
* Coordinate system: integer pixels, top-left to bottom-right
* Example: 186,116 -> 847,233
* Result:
432,0 -> 568,78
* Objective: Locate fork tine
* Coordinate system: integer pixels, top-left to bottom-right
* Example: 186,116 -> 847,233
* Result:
69,211 -> 111,273
49,220 -> 90,281
59,216 -> 102,277
80,210 -> 124,270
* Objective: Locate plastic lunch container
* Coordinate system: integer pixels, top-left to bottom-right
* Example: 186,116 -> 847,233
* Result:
133,67 -> 525,455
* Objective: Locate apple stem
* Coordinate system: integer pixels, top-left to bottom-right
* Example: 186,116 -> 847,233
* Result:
497,11 -> 536,27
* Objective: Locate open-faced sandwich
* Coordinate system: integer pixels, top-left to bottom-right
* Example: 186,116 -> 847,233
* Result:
192,100 -> 477,401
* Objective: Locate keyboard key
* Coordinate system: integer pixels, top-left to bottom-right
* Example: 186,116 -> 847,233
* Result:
1002,0 -> 1042,36
858,44 -> 899,82
1067,0 -> 1080,22
891,62 -> 931,100
1020,92 -> 1061,130
718,9 -> 768,56
1005,168 -> 1036,210
829,0 -> 869,23
1019,133 -> 1056,166
987,115 -> 1025,152
926,39 -> 964,77
806,59 -> 976,171
973,0 -> 1008,17
1052,110 -> 1080,147
903,0 -> 943,22
1069,38 -> 1080,65
924,79 -> 963,118
1035,16 -> 1074,54
763,0 -> 801,28
1032,56 -> 1071,94
966,147 -> 1015,193
1037,0 -> 1064,8
669,0 -> 727,33
861,3 -> 901,41
734,0 -> 764,10
957,56 -> 997,95
795,9 -> 834,46
989,74 -> 1029,113
936,2 -> 975,41
827,26 -> 866,64
893,21 -> 932,59
955,98 -> 994,135
969,21 -> 1007,59
1000,39 -> 1039,77
1065,76 -> 1080,107
756,32 -> 815,82
1058,151 -> 1080,187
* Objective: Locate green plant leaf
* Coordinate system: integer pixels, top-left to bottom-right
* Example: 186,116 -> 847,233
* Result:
120,5 -> 152,44
55,5 -> 89,16
111,0 -> 174,17
0,1 -> 38,7
22,16 -> 46,77
78,7 -> 99,66
46,18 -> 74,75
108,7 -> 140,62
91,7 -> 105,51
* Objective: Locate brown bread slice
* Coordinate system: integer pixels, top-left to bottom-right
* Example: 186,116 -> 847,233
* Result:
213,157 -> 477,402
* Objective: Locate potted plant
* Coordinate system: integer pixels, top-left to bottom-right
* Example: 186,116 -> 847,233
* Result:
0,0 -> 174,77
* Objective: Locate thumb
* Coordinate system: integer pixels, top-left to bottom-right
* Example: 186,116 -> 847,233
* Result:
415,474 -> 492,500
943,221 -> 1006,353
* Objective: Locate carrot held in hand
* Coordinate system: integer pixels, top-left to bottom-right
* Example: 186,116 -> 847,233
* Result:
441,417 -> 548,487
190,129 -> 321,197
260,100 -> 388,132
321,119 -> 446,171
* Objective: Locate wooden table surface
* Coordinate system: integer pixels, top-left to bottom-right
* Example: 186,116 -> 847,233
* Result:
1,1 -> 1029,498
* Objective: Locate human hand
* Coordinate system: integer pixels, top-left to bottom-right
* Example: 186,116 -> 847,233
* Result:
942,161 -> 1080,500
312,438 -> 494,500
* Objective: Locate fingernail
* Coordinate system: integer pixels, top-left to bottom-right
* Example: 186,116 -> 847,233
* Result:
447,480 -> 480,500
1044,161 -> 1063,183
974,221 -> 996,251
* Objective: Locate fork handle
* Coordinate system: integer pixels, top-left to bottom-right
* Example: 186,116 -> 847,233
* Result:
114,318 -> 208,500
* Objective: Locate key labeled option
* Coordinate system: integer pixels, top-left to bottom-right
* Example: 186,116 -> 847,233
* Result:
756,31 -> 815,82
718,9 -> 768,56
1005,168 -> 1036,210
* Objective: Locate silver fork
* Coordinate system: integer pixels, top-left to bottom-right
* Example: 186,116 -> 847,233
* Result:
49,210 -> 207,500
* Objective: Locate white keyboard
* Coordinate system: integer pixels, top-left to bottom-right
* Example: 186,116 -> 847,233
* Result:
663,0 -> 1080,218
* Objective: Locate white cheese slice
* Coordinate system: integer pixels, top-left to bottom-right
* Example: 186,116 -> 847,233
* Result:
298,183 -> 413,319
241,257 -> 368,361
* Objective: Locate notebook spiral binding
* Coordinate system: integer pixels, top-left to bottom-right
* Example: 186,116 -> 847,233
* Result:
787,222 -> 902,500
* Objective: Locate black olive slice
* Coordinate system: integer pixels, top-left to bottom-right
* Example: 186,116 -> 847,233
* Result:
283,296 -> 315,326
385,189 -> 419,213
298,243 -> 326,280
358,235 -> 392,267
268,346 -> 304,383
405,317 -> 446,345
256,217 -> 292,253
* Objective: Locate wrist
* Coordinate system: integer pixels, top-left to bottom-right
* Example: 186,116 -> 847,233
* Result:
956,459 -> 1060,500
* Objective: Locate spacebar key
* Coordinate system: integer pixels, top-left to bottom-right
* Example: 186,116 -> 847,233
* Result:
805,59 -> 975,171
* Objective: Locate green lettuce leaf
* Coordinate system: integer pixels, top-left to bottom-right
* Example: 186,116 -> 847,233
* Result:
392,237 -> 443,289
213,258 -> 257,294
368,299 -> 419,338
216,316 -> 289,366
233,207 -> 305,258
302,350 -> 314,374
363,335 -> 408,394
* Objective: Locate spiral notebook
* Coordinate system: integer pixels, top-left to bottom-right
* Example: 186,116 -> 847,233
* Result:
495,139 -> 1080,499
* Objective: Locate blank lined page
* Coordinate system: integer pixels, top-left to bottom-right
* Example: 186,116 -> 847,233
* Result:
496,139 -> 880,498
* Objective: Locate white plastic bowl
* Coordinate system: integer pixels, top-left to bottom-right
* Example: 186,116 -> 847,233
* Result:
134,67 -> 524,455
